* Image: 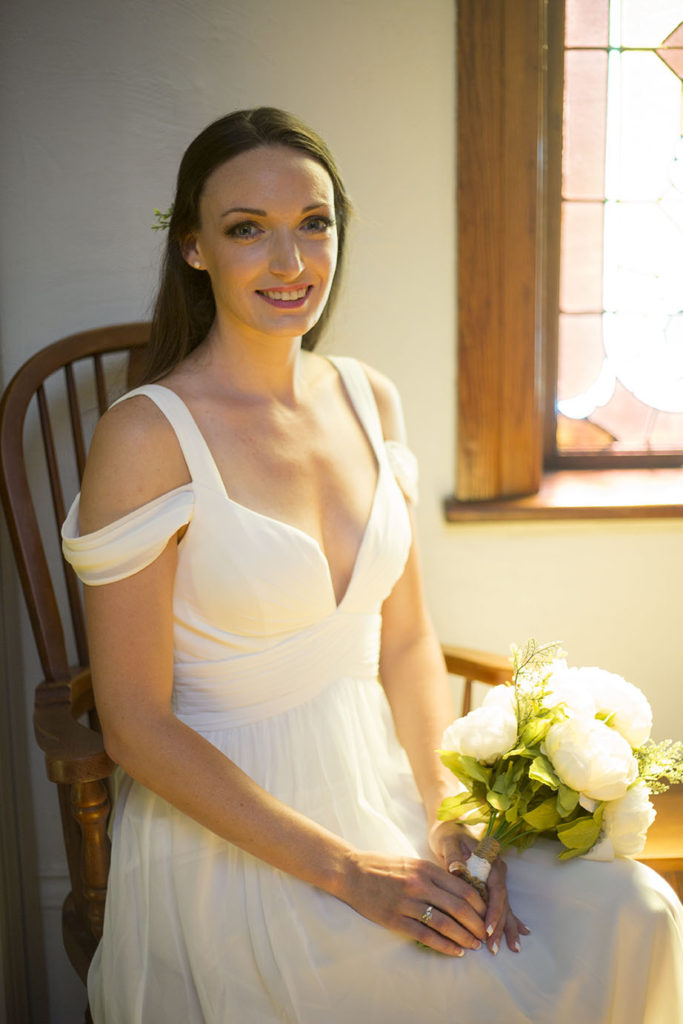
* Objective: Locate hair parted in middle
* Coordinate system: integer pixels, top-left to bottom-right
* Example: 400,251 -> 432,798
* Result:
144,107 -> 352,383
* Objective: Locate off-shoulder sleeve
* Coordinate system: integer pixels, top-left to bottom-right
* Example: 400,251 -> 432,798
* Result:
384,440 -> 419,504
61,484 -> 195,585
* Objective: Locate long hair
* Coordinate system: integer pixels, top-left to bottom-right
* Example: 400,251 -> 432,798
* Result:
143,108 -> 352,382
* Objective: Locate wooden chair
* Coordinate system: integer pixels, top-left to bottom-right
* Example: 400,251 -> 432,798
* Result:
0,323 -> 149,985
0,322 -> 521,992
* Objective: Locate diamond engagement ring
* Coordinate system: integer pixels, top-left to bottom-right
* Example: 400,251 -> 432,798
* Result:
421,905 -> 434,925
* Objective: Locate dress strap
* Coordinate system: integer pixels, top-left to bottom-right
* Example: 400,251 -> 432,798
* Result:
327,357 -> 419,504
112,385 -> 227,495
326,356 -> 386,458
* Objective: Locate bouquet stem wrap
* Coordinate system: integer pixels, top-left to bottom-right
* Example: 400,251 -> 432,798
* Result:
462,836 -> 501,900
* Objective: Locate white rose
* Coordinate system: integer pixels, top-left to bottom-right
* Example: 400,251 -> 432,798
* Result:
544,665 -> 597,719
543,717 -> 638,801
579,668 -> 652,747
603,782 -> 656,856
442,698 -> 517,765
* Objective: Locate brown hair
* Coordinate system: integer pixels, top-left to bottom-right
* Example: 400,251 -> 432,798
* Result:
143,108 -> 352,382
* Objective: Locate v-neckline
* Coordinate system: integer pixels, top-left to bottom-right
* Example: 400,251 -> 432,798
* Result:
221,462 -> 383,611
147,361 -> 382,611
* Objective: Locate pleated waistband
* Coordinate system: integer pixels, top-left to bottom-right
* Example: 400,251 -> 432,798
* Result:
171,612 -> 381,728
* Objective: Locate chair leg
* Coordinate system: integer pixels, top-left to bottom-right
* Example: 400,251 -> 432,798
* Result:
71,779 -> 111,941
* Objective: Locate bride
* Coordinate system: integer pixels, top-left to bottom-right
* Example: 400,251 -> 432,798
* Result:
62,107 -> 683,1023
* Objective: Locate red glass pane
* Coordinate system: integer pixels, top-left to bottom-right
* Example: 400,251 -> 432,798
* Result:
563,50 -> 608,199
558,314 -> 604,400
646,410 -> 683,450
656,45 -> 683,79
590,381 -> 653,449
565,0 -> 610,47
559,202 -> 604,313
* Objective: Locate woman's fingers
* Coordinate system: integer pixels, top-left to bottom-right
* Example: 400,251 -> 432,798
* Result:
428,819 -> 473,874
343,852 -> 491,952
409,895 -> 484,951
503,911 -> 531,953
401,911 -> 466,957
482,857 -> 508,952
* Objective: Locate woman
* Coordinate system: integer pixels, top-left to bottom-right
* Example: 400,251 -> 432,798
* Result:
62,108 -> 683,1023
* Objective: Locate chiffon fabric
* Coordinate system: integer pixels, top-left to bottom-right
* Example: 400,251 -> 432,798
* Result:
62,356 -> 683,1024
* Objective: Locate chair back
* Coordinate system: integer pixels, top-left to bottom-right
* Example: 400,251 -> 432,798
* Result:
0,322 -> 149,983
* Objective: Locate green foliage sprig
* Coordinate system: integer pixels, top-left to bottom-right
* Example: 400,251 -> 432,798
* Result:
152,204 -> 174,231
636,739 -> 683,794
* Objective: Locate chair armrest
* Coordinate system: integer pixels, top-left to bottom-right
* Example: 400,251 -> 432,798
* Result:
34,672 -> 115,785
441,644 -> 511,686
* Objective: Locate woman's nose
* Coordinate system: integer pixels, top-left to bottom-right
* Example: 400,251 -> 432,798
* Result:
269,230 -> 304,277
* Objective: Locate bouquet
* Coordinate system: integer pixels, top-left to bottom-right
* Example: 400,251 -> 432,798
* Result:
438,640 -> 683,898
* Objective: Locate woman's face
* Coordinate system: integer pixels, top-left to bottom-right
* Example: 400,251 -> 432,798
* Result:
185,145 -> 338,344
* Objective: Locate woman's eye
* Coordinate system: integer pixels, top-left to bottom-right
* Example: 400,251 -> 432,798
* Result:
226,221 -> 262,240
302,216 -> 335,234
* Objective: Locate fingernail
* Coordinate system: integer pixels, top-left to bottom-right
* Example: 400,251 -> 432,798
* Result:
455,949 -> 465,957
472,940 -> 481,950
448,861 -> 463,874
486,923 -> 494,937
491,941 -> 499,955
511,941 -> 519,952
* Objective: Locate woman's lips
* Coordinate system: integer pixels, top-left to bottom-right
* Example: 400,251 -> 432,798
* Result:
256,285 -> 312,309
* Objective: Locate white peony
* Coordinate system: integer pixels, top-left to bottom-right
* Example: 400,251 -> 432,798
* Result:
603,782 -> 657,856
544,665 -> 652,748
482,683 -> 518,715
580,668 -> 653,747
442,694 -> 517,765
543,717 -> 638,801
544,664 -> 598,719
583,782 -> 657,861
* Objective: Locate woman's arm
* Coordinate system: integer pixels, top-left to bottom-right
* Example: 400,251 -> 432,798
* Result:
366,365 -> 525,953
79,395 -> 489,958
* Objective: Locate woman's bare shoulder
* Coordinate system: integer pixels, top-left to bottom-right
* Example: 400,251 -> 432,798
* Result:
355,360 -> 407,443
79,394 -> 190,533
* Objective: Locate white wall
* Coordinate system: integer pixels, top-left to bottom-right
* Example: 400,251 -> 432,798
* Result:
1,1 -> 681,1020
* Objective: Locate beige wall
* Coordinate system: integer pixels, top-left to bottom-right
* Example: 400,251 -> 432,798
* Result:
1,1 -> 681,1020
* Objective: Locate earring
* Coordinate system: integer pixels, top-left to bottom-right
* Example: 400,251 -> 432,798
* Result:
193,261 -> 202,270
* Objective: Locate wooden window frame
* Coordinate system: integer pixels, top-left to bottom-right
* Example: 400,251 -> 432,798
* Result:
446,0 -> 683,521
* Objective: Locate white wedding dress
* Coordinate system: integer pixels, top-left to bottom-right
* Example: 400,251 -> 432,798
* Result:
62,356 -> 683,1024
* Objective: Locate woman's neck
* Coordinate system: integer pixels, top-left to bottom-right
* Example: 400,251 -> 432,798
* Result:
185,321 -> 312,407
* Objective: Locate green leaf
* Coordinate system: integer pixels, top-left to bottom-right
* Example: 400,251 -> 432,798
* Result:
514,831 -> 539,853
556,814 -> 602,850
556,784 -> 579,817
522,798 -> 561,831
471,780 -> 489,804
438,751 -> 491,786
557,846 -> 585,861
460,755 -> 493,785
491,773 -> 513,796
503,745 -> 536,760
528,755 -> 560,790
487,790 -> 511,811
520,716 -> 553,747
437,793 -> 478,821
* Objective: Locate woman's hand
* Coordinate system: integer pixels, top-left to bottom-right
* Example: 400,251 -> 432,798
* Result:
337,849 -> 489,957
429,820 -> 530,955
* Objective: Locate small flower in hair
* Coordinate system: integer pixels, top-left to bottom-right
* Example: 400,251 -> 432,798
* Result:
152,204 -> 174,231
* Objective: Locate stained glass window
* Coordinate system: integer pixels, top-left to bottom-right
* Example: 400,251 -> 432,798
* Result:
557,0 -> 683,458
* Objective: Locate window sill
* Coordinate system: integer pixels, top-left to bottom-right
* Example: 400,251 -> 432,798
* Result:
444,469 -> 683,522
